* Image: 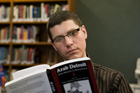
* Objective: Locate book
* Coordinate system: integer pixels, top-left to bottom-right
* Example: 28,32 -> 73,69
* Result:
12,3 -> 68,22
0,47 -> 10,64
0,65 -> 7,87
53,4 -> 61,13
5,57 -> 99,93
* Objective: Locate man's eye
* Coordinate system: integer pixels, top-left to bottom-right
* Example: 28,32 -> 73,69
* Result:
70,30 -> 77,36
55,37 -> 63,42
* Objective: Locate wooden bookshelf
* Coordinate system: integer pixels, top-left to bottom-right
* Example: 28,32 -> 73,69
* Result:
13,21 -> 48,24
0,22 -> 10,24
0,0 -> 11,3
13,0 -> 67,3
0,0 -> 76,81
12,42 -> 51,45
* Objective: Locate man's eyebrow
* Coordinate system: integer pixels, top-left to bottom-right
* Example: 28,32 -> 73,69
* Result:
67,28 -> 77,33
54,28 -> 77,39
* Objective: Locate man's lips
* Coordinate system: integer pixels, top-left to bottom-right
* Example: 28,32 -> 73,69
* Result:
67,49 -> 77,54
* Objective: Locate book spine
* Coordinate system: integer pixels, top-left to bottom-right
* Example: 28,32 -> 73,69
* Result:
19,5 -> 23,19
0,7 -> 1,20
0,48 -> 1,63
11,48 -> 14,62
14,48 -> 17,62
18,47 -> 23,62
23,5 -> 26,20
12,25 -> 39,43
26,6 -> 29,21
30,5 -> 33,21
0,27 -> 10,42
21,26 -> 24,41
1,29 -> 4,41
87,60 -> 99,93
1,5 -> 4,20
5,27 -> 8,41
34,6 -> 37,20
0,47 -> 9,63
36,7 -> 40,21
13,26 -> 17,41
0,47 -> 10,64
47,69 -> 58,93
11,46 -> 35,64
51,69 -> 63,93
27,26 -> 30,40
41,3 -> 44,21
3,28 -> 6,41
17,27 -> 20,42
12,3 -> 67,22
0,29 -> 1,41
31,48 -> 35,62
28,48 -> 32,62
0,5 -> 11,21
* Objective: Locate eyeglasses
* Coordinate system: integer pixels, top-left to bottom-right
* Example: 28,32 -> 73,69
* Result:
52,27 -> 82,44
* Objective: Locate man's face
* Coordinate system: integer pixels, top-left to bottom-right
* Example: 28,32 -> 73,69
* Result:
50,20 -> 87,60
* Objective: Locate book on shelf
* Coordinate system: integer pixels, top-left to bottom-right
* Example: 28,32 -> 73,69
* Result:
13,3 -> 68,22
11,46 -> 35,64
0,65 -> 7,87
5,57 -> 99,93
12,25 -> 39,43
0,65 -> 7,93
0,5 -> 10,22
53,4 -> 61,14
0,26 -> 10,43
0,47 -> 10,64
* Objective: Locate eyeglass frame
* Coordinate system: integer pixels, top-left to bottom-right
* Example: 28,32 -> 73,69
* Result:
52,27 -> 82,44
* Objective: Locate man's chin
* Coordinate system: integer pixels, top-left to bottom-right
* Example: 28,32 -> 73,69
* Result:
65,55 -> 81,60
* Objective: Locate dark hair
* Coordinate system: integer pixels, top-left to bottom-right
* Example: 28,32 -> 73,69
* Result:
47,11 -> 82,42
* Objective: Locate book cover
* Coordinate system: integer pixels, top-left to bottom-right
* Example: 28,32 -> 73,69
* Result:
0,65 -> 6,87
48,57 -> 99,93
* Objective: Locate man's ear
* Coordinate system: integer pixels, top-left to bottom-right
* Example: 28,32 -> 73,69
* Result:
51,42 -> 58,51
81,25 -> 87,39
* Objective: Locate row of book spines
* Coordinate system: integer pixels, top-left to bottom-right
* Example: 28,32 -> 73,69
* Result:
12,25 -> 39,42
0,46 -> 35,64
0,25 -> 39,43
0,27 -> 10,42
13,3 -> 68,22
11,47 -> 35,64
0,5 -> 10,21
0,47 -> 10,64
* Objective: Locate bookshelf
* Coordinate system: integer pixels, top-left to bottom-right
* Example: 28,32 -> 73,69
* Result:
0,0 -> 76,81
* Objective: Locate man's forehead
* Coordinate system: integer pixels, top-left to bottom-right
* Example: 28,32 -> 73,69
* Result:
50,20 -> 79,37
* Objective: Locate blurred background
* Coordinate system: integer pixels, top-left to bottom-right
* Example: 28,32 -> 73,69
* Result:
76,0 -> 140,83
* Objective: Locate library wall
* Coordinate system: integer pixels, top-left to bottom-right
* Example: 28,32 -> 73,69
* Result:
76,0 -> 140,83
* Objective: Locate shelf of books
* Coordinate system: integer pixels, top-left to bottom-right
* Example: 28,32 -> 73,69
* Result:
0,0 -> 75,91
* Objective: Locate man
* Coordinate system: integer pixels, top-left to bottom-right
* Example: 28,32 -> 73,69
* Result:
47,11 -> 133,93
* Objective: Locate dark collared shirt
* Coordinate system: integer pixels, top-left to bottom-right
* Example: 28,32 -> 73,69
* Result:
93,63 -> 133,93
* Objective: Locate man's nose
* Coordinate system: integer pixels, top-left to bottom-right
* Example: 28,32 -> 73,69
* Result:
64,36 -> 73,46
